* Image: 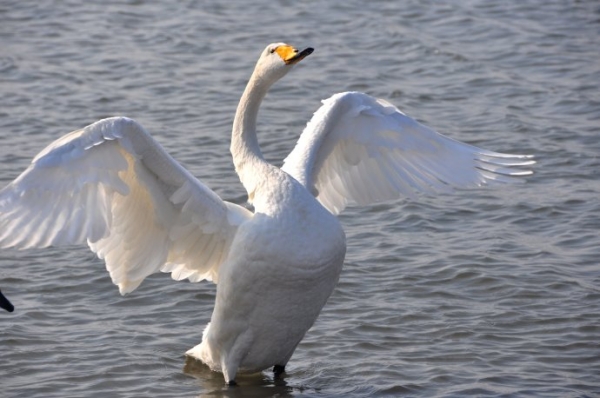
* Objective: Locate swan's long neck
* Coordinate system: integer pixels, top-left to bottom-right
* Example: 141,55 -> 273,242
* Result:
231,68 -> 277,198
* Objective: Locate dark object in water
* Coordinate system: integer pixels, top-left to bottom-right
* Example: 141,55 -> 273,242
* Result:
0,289 -> 14,312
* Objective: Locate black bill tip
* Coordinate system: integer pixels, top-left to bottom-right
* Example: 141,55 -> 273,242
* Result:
299,47 -> 314,57
284,46 -> 314,65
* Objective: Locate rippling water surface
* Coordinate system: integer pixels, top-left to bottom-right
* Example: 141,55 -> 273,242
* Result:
1,1 -> 599,397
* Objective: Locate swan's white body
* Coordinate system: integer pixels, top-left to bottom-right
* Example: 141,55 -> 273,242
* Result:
0,43 -> 533,383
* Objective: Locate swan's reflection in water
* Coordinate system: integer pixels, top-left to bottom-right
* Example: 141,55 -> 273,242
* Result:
184,356 -> 306,398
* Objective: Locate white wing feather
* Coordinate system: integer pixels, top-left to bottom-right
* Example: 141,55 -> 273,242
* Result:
0,117 -> 251,294
282,92 -> 534,215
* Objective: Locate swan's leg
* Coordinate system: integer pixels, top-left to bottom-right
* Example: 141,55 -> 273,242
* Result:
273,364 -> 286,378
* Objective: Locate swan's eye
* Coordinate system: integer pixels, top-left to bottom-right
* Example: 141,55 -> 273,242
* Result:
269,48 -> 276,54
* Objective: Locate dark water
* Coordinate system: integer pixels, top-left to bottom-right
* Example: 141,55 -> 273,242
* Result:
1,1 -> 599,397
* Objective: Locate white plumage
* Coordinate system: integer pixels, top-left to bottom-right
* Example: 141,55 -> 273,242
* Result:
283,92 -> 533,214
0,43 -> 534,384
0,117 -> 249,293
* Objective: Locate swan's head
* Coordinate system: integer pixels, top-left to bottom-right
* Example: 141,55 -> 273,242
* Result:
253,43 -> 314,83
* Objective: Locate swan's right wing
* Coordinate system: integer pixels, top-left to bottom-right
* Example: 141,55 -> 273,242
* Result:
0,117 -> 252,294
283,92 -> 534,215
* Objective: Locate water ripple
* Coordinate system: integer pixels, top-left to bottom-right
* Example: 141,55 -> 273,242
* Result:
1,0 -> 600,397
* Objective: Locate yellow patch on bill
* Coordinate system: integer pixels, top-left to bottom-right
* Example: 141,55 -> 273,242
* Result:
275,45 -> 298,63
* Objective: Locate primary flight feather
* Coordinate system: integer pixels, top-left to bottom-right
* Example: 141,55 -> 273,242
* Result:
0,43 -> 533,384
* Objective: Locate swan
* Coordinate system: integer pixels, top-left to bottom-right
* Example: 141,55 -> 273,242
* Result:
0,43 -> 534,384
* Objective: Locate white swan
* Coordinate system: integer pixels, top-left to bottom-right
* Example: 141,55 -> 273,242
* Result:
0,43 -> 534,384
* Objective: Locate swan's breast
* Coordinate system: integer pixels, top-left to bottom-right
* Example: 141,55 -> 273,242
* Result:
249,171 -> 346,268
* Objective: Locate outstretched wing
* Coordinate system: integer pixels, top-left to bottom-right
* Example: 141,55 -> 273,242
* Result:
282,92 -> 534,215
0,117 -> 251,294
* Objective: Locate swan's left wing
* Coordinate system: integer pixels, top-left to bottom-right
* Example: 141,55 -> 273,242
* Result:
282,92 -> 534,215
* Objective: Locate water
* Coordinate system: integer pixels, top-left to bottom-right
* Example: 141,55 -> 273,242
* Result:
1,1 -> 599,396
